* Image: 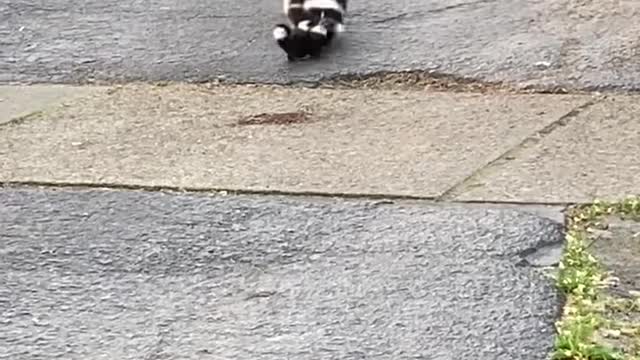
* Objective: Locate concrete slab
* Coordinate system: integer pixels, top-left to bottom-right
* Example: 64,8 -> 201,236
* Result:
0,84 -> 589,197
0,85 -> 101,125
2,0 -> 640,90
0,187 -> 565,360
452,96 -> 640,203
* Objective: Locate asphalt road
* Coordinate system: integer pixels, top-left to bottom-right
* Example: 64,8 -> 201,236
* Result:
2,0 -> 640,89
1,188 -> 564,360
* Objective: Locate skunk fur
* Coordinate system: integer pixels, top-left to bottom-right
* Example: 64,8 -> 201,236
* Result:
274,0 -> 347,61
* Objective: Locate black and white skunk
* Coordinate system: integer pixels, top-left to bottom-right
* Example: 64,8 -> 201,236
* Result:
273,0 -> 348,61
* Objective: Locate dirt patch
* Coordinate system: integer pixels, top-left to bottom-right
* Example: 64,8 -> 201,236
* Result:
233,111 -> 311,126
588,213 -> 640,356
317,71 -> 593,94
203,71 -> 599,94
591,215 -> 640,298
319,71 -> 512,93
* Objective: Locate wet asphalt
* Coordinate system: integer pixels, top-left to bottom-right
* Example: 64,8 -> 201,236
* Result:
1,188 -> 565,360
2,0 -> 639,89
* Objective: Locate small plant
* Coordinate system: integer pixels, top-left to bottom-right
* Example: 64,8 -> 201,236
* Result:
556,232 -> 602,297
553,196 -> 640,360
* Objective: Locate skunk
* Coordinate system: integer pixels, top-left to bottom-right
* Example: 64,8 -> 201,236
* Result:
273,0 -> 347,61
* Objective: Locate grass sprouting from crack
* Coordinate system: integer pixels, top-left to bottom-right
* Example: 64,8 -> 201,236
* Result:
553,196 -> 640,360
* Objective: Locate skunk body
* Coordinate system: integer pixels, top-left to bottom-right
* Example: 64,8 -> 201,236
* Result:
274,0 -> 347,61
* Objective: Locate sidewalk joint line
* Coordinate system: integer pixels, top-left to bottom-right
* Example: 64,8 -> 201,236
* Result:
1,180 -> 578,207
0,111 -> 44,129
436,96 -> 604,201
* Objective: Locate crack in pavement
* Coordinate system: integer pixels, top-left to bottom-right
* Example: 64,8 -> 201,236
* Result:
369,0 -> 498,24
185,13 -> 254,21
427,0 -> 498,14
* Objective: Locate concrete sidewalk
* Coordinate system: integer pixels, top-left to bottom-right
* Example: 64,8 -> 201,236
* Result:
1,83 -> 638,204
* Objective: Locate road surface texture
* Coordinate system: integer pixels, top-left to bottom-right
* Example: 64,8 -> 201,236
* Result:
2,0 -> 640,89
1,187 -> 564,360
